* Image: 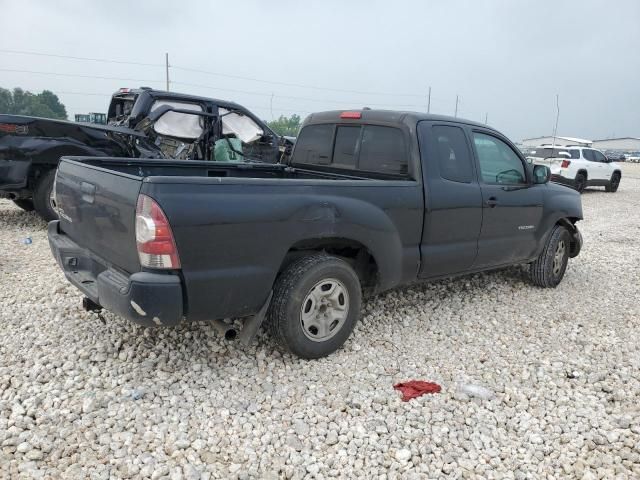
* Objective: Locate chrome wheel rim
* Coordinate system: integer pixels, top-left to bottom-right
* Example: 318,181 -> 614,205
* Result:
552,240 -> 566,276
300,278 -> 349,342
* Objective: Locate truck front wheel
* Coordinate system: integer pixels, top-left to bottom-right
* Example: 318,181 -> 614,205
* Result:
33,170 -> 58,222
529,225 -> 571,288
268,253 -> 362,359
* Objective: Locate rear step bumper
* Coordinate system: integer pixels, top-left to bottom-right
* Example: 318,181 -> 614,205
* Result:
48,220 -> 183,327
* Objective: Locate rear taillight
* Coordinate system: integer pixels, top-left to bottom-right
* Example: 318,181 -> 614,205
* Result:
135,194 -> 180,269
561,160 -> 571,168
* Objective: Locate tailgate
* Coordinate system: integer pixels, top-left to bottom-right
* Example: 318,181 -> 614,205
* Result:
54,158 -> 142,273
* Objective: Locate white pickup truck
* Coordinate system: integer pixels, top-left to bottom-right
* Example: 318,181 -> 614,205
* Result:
526,145 -> 621,193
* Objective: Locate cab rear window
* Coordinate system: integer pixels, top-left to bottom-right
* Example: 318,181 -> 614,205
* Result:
292,124 -> 409,177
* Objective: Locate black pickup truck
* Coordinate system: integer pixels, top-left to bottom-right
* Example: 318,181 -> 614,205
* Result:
0,87 -> 285,220
48,110 -> 583,358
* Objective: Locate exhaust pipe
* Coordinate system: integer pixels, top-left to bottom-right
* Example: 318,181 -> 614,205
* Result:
211,319 -> 237,341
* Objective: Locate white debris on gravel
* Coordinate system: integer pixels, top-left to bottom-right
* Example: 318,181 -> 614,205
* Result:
1,164 -> 640,479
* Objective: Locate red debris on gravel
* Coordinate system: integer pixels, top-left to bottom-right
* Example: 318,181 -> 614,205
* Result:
393,380 -> 442,401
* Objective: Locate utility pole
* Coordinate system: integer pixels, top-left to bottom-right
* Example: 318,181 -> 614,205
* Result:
270,93 -> 274,120
551,94 -> 560,150
427,86 -> 431,113
454,95 -> 459,117
484,112 -> 488,124
165,53 -> 170,91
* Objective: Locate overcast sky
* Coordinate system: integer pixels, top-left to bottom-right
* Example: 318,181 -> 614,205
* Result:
1,0 -> 638,141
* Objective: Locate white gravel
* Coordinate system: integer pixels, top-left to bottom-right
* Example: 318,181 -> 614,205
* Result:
1,164 -> 640,479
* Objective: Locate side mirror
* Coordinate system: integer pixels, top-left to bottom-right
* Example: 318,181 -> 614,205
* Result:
533,164 -> 551,184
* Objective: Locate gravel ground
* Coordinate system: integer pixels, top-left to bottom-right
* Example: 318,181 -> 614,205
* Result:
1,164 -> 639,479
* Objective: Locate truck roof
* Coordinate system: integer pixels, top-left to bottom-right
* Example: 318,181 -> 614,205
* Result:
119,87 -> 246,112
304,109 -> 493,131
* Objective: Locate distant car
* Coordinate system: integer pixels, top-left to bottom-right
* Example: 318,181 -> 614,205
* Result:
626,152 -> 640,163
527,146 -> 621,193
605,152 -> 626,162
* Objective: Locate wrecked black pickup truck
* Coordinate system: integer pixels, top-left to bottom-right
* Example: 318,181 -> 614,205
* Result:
0,87 -> 286,220
49,110 -> 583,359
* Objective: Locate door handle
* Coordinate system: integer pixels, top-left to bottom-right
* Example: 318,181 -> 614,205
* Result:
485,197 -> 498,208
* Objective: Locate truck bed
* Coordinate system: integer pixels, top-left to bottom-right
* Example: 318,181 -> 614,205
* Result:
52,157 -> 423,324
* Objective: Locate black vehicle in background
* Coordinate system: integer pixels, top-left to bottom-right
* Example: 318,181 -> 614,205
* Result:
0,87 -> 285,220
49,110 -> 583,359
605,151 -> 626,162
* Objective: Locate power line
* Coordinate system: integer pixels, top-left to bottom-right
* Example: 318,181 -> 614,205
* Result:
0,68 -> 163,84
0,47 -> 426,98
172,79 -> 429,109
171,64 -> 425,98
0,49 -> 163,67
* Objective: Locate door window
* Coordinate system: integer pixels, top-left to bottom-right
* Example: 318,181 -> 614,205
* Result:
432,125 -> 473,183
473,132 -> 526,185
592,150 -> 607,162
582,149 -> 596,161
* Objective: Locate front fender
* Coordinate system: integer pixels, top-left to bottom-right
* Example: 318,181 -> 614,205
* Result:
534,183 -> 583,258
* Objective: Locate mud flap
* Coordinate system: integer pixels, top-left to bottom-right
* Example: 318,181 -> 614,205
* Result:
238,291 -> 273,346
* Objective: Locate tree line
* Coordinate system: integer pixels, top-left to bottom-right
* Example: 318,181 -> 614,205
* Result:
0,87 -> 68,120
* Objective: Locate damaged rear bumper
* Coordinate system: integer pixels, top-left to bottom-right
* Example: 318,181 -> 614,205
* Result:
48,220 -> 183,327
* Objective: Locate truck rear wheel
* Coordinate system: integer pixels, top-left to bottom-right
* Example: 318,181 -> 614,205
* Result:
268,253 -> 362,359
12,199 -> 35,212
529,225 -> 570,288
33,169 -> 58,221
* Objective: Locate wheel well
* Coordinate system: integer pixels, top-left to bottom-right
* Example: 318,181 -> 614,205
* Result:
557,217 -> 580,256
28,164 -> 56,189
577,169 -> 587,178
281,238 -> 379,289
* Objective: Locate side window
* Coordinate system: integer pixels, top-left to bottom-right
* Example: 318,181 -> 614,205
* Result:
333,126 -> 360,168
582,149 -> 595,161
359,125 -> 408,175
473,132 -> 526,185
291,124 -> 334,165
432,125 -> 473,183
592,150 -> 606,162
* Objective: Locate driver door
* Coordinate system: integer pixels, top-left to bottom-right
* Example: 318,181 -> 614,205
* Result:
471,130 -> 544,268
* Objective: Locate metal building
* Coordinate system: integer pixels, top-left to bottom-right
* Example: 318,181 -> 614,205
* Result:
592,137 -> 640,151
521,136 -> 592,148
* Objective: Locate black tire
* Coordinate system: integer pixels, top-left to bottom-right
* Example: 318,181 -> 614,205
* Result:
33,169 -> 58,221
12,199 -> 35,212
267,253 -> 362,359
574,172 -> 587,193
529,225 -> 571,288
605,172 -> 620,192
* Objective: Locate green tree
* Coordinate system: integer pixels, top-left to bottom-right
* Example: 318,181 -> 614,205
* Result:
266,114 -> 301,137
0,87 -> 67,120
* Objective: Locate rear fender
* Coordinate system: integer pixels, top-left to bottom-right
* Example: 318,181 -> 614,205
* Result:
281,197 -> 409,292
